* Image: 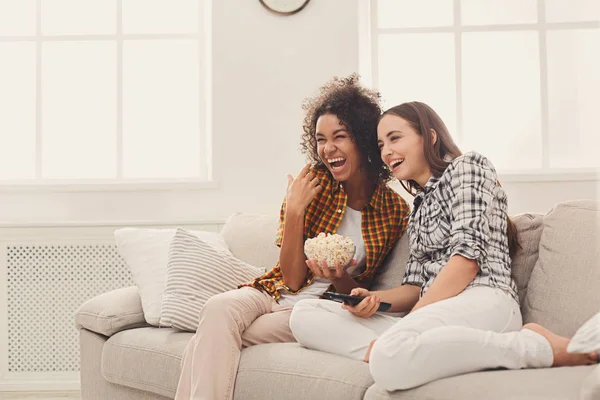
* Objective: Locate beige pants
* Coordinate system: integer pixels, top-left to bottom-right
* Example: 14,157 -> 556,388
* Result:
175,287 -> 295,400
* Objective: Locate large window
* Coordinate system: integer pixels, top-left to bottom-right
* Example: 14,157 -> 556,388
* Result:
0,0 -> 211,185
363,0 -> 599,178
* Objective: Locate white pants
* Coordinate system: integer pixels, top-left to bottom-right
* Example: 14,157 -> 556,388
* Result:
289,286 -> 554,391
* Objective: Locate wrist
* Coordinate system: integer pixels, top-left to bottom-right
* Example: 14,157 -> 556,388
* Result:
284,207 -> 305,221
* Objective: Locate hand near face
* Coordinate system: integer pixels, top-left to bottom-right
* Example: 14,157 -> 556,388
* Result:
285,164 -> 322,214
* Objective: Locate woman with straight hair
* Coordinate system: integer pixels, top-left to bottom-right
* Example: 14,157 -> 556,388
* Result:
289,101 -> 598,391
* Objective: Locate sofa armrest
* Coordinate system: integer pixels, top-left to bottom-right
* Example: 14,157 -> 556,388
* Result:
75,286 -> 149,337
581,364 -> 600,400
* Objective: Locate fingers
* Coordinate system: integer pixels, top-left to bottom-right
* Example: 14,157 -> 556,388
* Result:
351,287 -> 369,297
286,164 -> 321,210
346,296 -> 379,318
305,259 -> 318,275
359,297 -> 379,317
367,297 -> 380,315
344,298 -> 365,313
305,171 -> 320,190
353,296 -> 374,313
298,163 -> 311,178
319,260 -> 333,279
312,184 -> 322,196
300,163 -> 317,182
297,164 -> 318,185
334,261 -> 344,277
306,259 -> 325,279
291,164 -> 320,191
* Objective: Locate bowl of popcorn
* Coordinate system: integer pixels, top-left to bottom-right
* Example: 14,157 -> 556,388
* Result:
304,232 -> 356,269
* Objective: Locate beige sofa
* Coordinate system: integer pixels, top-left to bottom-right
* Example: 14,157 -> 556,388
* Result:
76,200 -> 600,400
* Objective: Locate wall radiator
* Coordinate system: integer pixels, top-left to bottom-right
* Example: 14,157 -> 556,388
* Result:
0,221 -> 222,391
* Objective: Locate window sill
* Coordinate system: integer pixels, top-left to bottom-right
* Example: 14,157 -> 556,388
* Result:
0,218 -> 226,229
497,170 -> 600,183
0,179 -> 220,193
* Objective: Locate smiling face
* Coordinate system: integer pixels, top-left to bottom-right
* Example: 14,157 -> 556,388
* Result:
315,113 -> 363,182
377,114 -> 432,188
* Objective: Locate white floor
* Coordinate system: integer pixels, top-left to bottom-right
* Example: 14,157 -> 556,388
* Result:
0,392 -> 80,400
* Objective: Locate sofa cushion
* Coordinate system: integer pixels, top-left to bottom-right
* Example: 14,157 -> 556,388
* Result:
114,227 -> 231,326
522,200 -> 600,336
80,329 -> 169,400
75,286 -> 149,337
160,228 -> 265,331
371,233 -> 409,292
220,213 -> 280,270
235,343 -> 373,400
581,364 -> 600,400
364,365 -> 596,400
101,327 -> 192,398
509,213 -> 544,306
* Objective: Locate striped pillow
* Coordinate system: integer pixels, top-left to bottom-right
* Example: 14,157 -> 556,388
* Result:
159,228 -> 265,331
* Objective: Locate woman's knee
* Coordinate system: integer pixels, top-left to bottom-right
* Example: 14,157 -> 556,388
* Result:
369,332 -> 421,391
289,299 -> 322,342
201,290 -> 250,321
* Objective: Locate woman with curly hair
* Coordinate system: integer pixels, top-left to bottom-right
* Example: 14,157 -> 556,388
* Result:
174,74 -> 410,399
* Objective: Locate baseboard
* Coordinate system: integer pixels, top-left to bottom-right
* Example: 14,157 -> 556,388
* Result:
0,377 -> 80,391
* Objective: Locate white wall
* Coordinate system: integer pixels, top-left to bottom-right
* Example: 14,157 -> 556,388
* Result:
0,0 -> 596,225
502,180 -> 598,215
0,0 -> 360,225
392,180 -> 599,216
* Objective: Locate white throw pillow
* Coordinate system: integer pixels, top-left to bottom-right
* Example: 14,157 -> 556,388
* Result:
114,227 -> 232,326
567,312 -> 600,353
160,228 -> 265,332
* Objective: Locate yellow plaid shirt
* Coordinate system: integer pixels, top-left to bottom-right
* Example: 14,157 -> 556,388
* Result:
240,166 -> 410,301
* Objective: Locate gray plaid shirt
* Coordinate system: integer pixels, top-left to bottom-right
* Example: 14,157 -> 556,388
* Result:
403,152 -> 518,301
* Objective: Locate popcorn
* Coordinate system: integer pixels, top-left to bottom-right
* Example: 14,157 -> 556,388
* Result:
304,233 -> 355,269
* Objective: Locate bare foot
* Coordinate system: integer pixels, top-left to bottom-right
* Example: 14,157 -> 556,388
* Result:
523,323 -> 599,367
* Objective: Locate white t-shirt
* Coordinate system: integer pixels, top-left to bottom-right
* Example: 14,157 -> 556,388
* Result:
277,207 -> 366,307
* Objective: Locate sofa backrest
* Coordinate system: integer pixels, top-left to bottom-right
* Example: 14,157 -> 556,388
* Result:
509,213 -> 544,305
370,234 -> 409,292
218,212 -> 547,296
219,211 -> 545,297
369,212 -> 545,300
220,213 -> 280,271
521,200 -> 600,337
219,201 -> 599,337
218,212 -> 416,289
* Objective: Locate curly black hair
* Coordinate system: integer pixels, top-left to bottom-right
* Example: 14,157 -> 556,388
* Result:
300,73 -> 392,184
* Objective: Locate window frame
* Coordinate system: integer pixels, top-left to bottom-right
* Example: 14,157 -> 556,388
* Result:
0,0 -> 214,190
360,0 -> 600,183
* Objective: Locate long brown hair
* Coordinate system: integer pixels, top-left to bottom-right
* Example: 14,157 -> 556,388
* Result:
381,101 -> 520,257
